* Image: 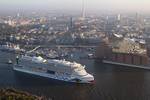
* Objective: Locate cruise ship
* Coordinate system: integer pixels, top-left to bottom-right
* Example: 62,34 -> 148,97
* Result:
13,55 -> 94,84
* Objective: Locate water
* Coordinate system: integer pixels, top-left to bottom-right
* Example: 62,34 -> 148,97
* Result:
0,51 -> 150,100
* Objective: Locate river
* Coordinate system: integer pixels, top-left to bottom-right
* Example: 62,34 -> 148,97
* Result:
0,51 -> 150,100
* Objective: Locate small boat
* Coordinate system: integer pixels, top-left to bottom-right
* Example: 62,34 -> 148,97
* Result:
7,60 -> 13,64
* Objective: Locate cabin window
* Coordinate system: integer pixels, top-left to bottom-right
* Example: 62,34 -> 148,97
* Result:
38,67 -> 43,70
72,78 -> 81,82
65,73 -> 71,75
47,70 -> 55,74
18,65 -> 23,67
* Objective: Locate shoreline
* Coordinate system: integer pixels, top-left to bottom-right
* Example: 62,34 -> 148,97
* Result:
0,88 -> 48,100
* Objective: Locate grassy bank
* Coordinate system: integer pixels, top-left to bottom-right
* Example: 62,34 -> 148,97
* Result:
0,88 -> 45,100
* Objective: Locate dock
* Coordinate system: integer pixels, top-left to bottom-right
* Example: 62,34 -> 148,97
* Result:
103,60 -> 150,70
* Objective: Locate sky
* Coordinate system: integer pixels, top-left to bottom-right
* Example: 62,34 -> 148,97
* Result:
0,0 -> 149,13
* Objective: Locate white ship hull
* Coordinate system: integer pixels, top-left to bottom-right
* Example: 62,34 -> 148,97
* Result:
13,66 -> 94,84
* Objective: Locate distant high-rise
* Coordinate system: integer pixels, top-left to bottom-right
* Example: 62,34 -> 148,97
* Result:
117,14 -> 121,21
117,14 -> 121,26
106,16 -> 109,24
17,13 -> 20,17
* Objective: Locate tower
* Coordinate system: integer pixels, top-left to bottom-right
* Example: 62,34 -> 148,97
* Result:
81,0 -> 85,19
